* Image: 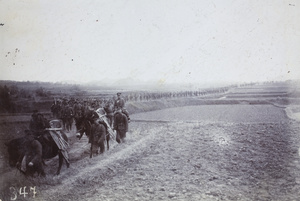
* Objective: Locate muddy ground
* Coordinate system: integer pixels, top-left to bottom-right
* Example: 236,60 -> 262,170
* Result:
1,84 -> 300,201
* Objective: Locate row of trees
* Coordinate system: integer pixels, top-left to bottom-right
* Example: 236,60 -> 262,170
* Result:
0,85 -> 15,112
0,85 -> 52,113
120,87 -> 231,102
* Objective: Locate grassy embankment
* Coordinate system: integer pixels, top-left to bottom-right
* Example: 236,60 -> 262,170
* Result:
126,96 -> 283,115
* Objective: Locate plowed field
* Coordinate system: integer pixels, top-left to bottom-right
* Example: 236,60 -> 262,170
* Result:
1,103 -> 300,201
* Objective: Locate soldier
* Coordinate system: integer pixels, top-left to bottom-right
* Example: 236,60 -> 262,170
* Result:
104,99 -> 114,127
113,108 -> 128,143
82,100 -> 90,118
90,119 -> 107,154
73,100 -> 83,120
29,110 -> 50,136
83,100 -> 99,123
62,103 -> 74,132
113,92 -> 130,122
55,100 -> 62,119
50,101 -> 58,118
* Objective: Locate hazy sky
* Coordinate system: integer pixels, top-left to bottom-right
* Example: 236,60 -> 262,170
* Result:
1,0 -> 299,85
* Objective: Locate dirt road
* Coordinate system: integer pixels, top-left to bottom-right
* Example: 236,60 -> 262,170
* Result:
24,104 -> 298,201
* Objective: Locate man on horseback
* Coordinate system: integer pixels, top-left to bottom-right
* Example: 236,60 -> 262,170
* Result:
114,92 -> 130,122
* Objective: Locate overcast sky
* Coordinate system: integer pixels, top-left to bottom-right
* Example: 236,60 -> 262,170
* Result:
1,0 -> 299,85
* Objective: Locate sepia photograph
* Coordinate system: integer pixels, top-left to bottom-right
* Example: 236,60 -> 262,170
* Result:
1,0 -> 300,200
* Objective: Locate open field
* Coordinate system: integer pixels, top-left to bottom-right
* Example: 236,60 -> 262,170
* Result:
0,82 -> 300,201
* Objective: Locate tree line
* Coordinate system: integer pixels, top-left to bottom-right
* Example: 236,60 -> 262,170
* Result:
0,82 -> 257,113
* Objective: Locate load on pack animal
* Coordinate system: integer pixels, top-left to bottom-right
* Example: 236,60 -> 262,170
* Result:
75,107 -> 113,158
5,113 -> 70,176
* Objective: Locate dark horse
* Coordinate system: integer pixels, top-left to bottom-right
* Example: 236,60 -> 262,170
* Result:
75,112 -> 110,158
5,128 -> 70,176
5,133 -> 45,176
113,110 -> 128,143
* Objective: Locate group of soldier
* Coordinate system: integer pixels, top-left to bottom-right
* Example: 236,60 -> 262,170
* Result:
5,92 -> 131,177
50,92 -> 130,132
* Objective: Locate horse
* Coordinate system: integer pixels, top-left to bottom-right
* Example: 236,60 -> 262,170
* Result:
74,114 -> 93,141
37,130 -> 70,174
5,134 -> 45,176
5,129 -> 70,176
75,112 -> 110,158
113,110 -> 128,143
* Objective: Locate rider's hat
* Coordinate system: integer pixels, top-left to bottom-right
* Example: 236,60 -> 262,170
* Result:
117,92 -> 121,95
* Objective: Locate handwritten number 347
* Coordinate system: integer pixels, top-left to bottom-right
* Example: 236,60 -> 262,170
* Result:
9,186 -> 37,200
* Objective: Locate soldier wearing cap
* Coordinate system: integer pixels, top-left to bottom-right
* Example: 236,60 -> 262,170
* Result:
62,102 -> 74,132
73,100 -> 83,120
29,110 -> 50,135
114,92 -> 130,122
82,100 -> 90,118
104,99 -> 114,127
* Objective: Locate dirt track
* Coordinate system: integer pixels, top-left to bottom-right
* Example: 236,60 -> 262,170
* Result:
1,104 -> 299,201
